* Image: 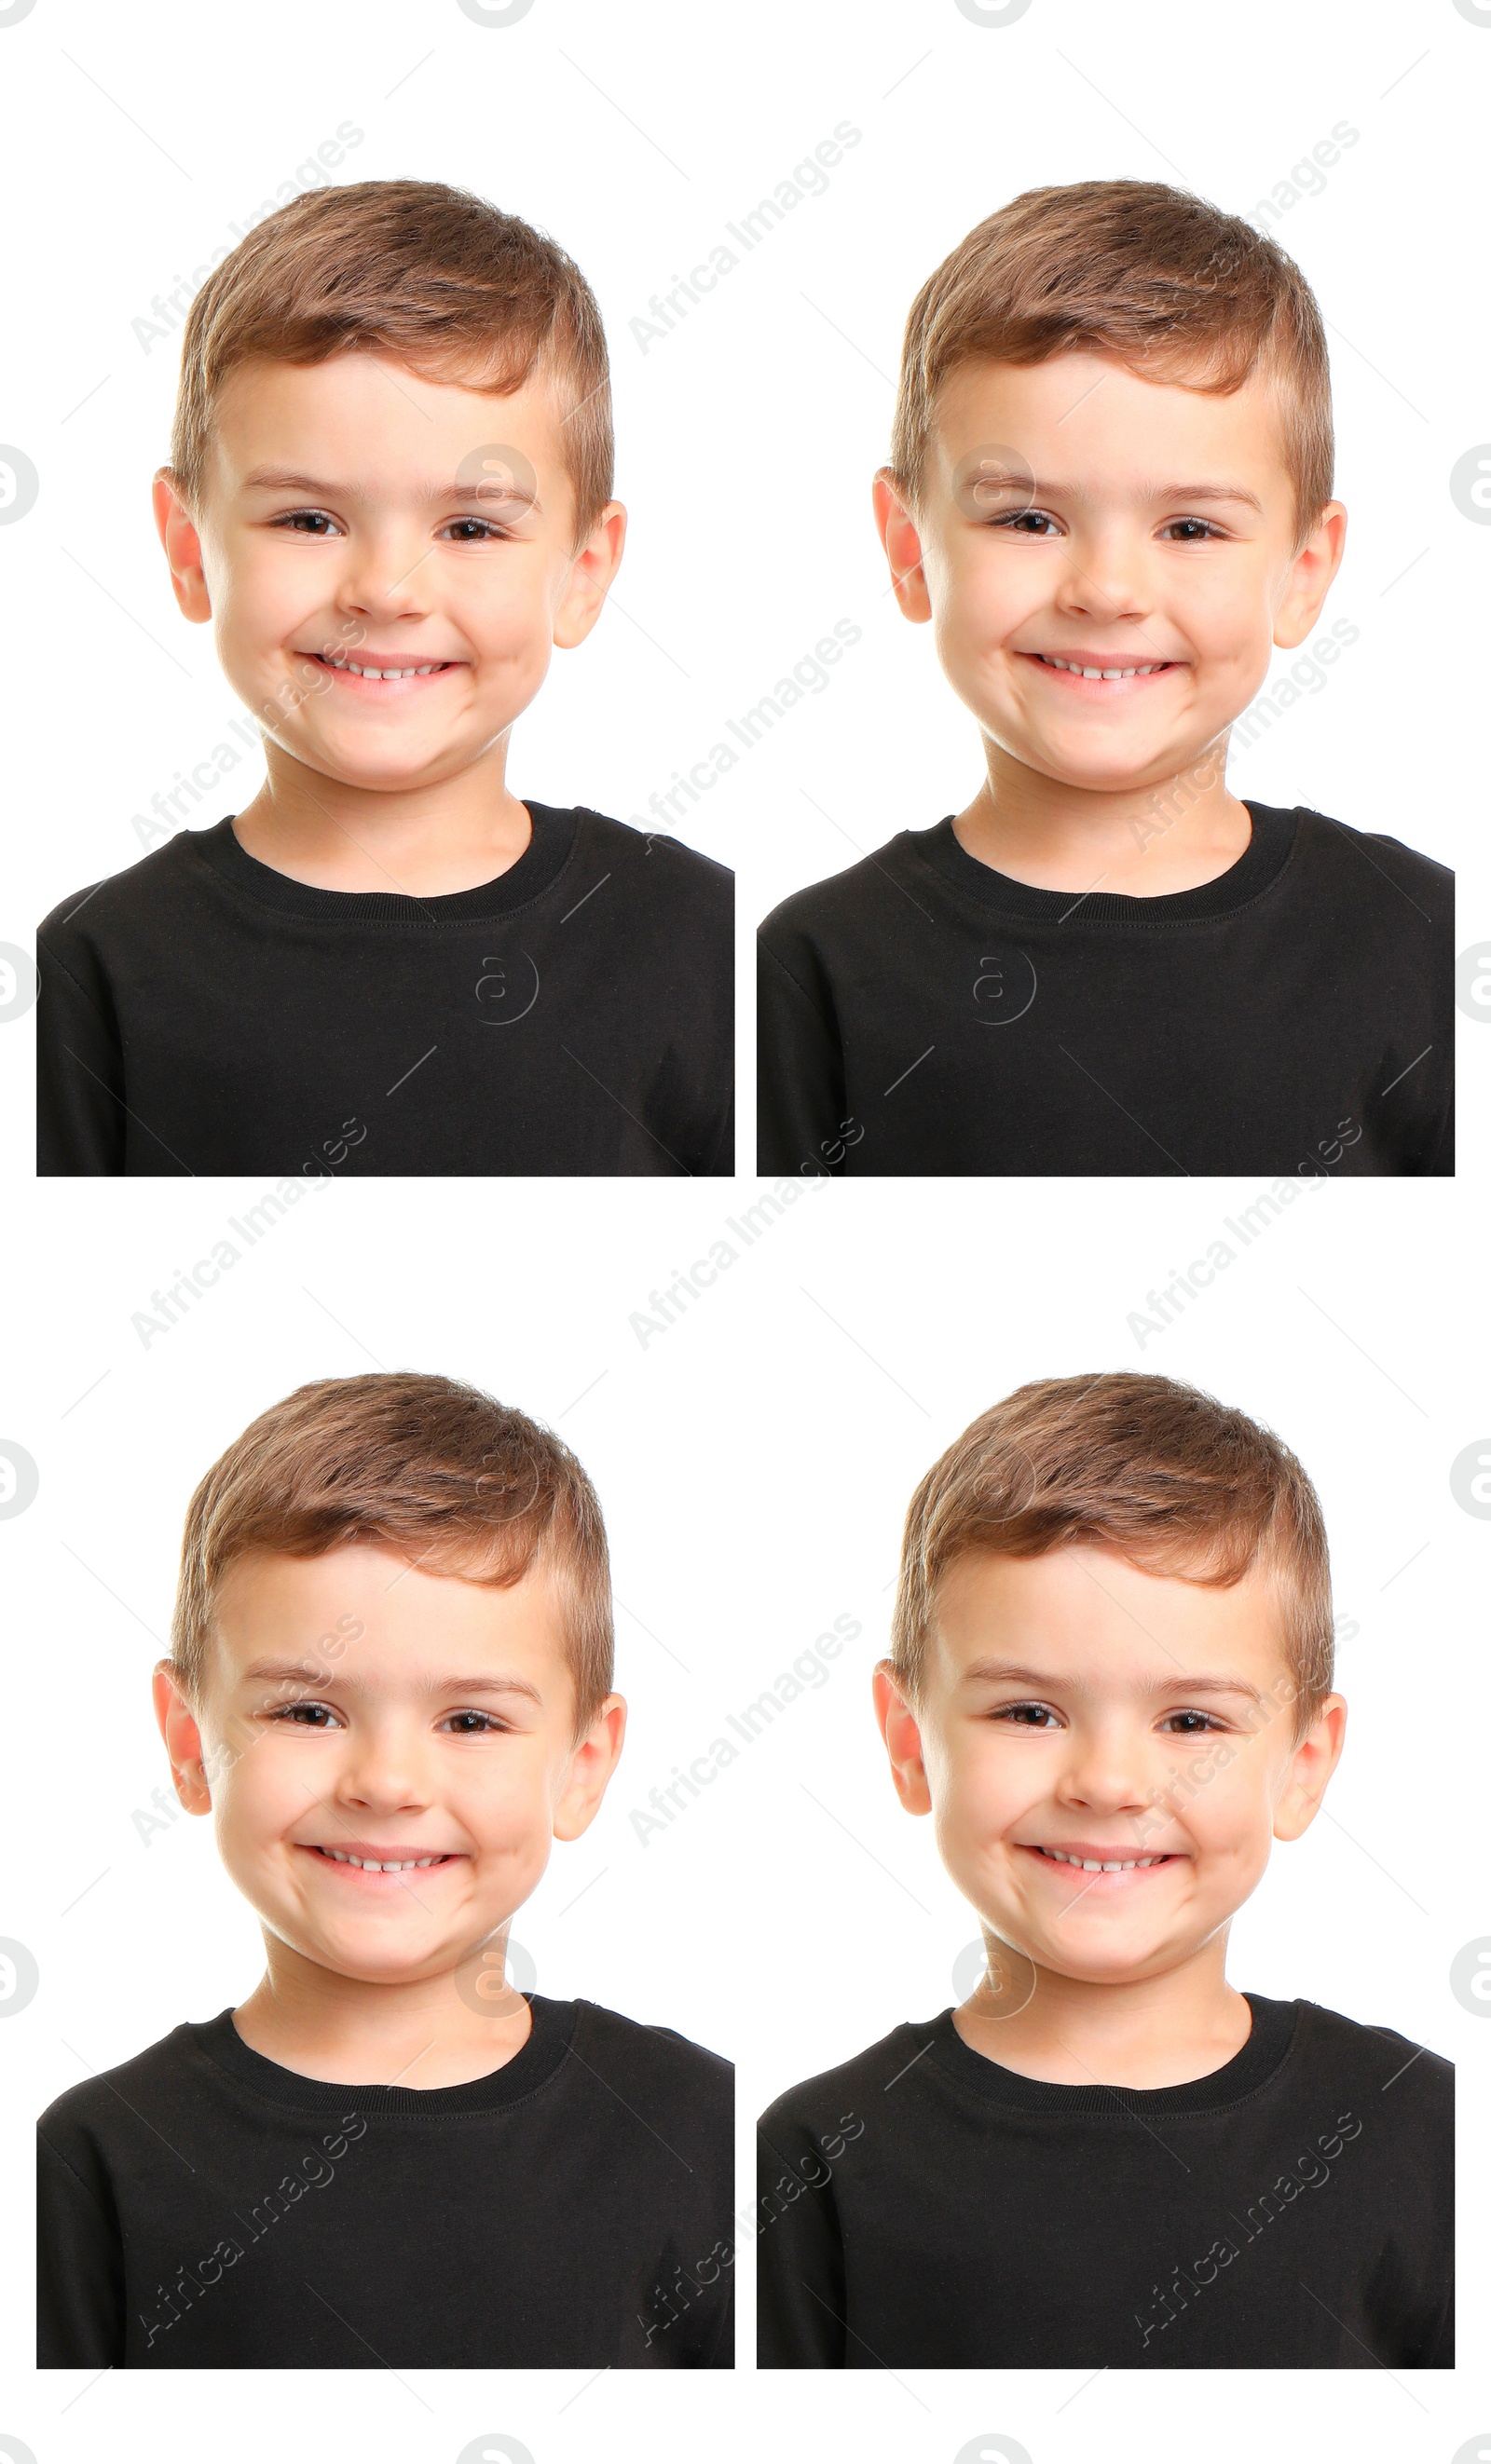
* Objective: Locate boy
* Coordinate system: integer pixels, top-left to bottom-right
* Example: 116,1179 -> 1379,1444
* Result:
757,1372 -> 1452,2368
758,181 -> 1451,1177
37,1373 -> 733,2368
37,182 -> 732,1176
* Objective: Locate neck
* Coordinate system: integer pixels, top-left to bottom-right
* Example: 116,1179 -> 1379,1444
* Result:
233,1929 -> 531,2089
953,733 -> 1252,897
954,1929 -> 1252,2089
230,736 -> 531,896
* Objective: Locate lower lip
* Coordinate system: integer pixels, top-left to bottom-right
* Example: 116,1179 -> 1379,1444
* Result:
301,654 -> 461,697
296,1845 -> 462,1889
1018,1845 -> 1181,1889
1020,654 -> 1182,698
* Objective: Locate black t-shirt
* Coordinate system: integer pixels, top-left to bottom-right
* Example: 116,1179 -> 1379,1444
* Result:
37,1996 -> 733,2369
758,803 -> 1452,1176
37,805 -> 733,1176
756,1994 -> 1452,2369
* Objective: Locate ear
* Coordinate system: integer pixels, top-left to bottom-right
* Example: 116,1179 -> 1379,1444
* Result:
152,1661 -> 214,1814
553,1692 -> 627,1840
553,500 -> 627,649
1273,1691 -> 1347,1840
153,469 -> 213,623
1271,500 -> 1347,649
873,470 -> 932,623
872,1662 -> 933,1815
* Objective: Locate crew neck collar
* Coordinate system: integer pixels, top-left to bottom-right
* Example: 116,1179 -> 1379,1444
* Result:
910,798 -> 1299,926
186,1993 -> 577,2115
189,801 -> 582,926
920,1990 -> 1299,2116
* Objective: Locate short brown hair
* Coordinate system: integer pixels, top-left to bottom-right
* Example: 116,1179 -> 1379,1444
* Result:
890,1372 -> 1333,1734
169,179 -> 612,541
889,179 -> 1333,554
169,1372 -> 612,1736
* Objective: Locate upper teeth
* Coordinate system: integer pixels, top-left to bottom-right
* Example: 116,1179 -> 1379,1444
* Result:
1038,655 -> 1165,679
317,1847 -> 448,1871
324,654 -> 445,680
1036,1847 -> 1165,1871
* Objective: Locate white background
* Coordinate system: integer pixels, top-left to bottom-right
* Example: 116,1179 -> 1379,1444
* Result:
1,0 -> 1487,2459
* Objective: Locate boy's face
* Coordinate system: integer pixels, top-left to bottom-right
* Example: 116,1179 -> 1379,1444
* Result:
876,1543 -> 1345,1990
875,351 -> 1345,796
154,1543 -> 623,1990
154,353 -> 623,796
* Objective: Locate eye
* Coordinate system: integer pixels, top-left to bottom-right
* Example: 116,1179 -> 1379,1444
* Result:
1160,1708 -> 1226,1735
271,510 -> 342,538
1159,517 -> 1226,543
440,1709 -> 513,1735
991,1700 -> 1061,1729
989,509 -> 1061,538
268,1699 -> 339,1728
441,515 -> 519,542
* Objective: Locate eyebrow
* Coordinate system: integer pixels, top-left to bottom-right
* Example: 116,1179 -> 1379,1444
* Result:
960,1658 -> 1265,1704
236,1659 -> 545,1705
239,467 -> 540,508
969,477 -> 1265,513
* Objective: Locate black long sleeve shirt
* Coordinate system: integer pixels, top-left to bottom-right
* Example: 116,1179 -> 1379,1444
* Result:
38,804 -> 733,1176
758,802 -> 1452,1177
38,1996 -> 734,2368
757,1994 -> 1452,2369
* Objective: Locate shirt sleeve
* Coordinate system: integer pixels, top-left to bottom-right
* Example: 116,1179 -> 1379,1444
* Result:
755,2113 -> 847,2367
756,935 -> 847,1178
35,925 -> 127,1176
37,2128 -> 127,2367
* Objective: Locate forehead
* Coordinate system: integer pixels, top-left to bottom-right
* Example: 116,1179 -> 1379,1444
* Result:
206,351 -> 573,499
210,1541 -> 570,1688
927,350 -> 1290,500
929,1542 -> 1293,1695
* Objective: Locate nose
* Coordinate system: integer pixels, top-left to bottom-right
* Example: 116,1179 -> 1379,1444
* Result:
1049,518 -> 1154,630
326,1714 -> 431,1817
335,518 -> 435,628
1051,1715 -> 1154,1821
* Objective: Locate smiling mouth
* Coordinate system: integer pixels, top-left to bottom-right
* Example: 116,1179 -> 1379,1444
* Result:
305,651 -> 460,682
1022,1845 -> 1180,1874
300,1845 -> 460,1873
1026,652 -> 1180,683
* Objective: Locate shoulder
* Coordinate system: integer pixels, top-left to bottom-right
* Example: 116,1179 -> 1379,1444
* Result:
1285,805 -> 1454,916
37,826 -> 222,956
568,808 -> 732,905
1288,1996 -> 1453,2111
759,2018 -> 925,2138
37,2018 -> 200,2150
759,834 -> 924,956
570,1998 -> 732,2110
